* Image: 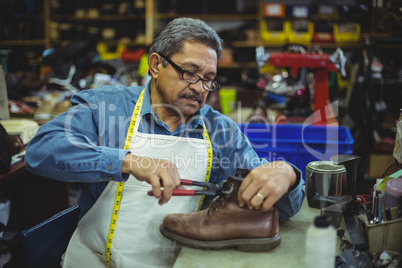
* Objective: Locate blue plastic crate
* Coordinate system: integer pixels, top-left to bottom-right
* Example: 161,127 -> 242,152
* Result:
238,123 -> 354,178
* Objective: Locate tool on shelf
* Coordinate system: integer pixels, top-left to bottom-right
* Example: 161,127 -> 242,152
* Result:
268,49 -> 346,125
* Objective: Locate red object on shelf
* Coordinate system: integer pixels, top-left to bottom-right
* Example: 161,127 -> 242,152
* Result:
121,48 -> 146,62
374,137 -> 395,153
268,52 -> 338,125
312,32 -> 335,43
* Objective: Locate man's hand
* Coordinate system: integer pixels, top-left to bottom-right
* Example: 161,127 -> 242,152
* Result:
238,161 -> 297,211
121,153 -> 181,205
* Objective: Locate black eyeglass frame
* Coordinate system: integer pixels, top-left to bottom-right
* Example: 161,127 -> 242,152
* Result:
159,54 -> 220,92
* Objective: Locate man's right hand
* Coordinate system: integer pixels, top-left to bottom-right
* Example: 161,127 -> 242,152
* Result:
121,153 -> 181,205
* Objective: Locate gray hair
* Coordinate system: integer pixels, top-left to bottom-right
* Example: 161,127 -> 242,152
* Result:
148,18 -> 222,67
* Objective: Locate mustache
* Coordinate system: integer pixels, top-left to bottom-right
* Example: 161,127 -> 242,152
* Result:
178,93 -> 203,104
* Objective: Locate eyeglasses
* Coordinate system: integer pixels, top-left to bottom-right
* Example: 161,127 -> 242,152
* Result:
159,54 -> 220,92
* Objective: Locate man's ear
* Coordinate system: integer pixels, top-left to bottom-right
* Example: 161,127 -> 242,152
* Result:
148,53 -> 162,79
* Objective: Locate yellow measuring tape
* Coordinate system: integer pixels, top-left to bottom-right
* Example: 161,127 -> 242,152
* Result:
198,121 -> 213,211
105,89 -> 212,266
105,89 -> 144,267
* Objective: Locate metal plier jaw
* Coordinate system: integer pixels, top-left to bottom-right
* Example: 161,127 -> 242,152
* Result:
147,179 -> 235,197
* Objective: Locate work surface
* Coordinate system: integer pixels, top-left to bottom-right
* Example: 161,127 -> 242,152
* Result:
174,199 -> 323,268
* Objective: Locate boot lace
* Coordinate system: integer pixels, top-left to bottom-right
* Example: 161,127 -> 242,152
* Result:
207,197 -> 225,216
206,181 -> 234,216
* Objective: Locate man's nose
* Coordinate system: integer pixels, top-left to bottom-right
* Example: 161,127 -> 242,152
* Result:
189,80 -> 205,94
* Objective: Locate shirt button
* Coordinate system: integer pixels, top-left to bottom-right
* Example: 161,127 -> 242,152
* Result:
108,176 -> 114,181
107,166 -> 113,171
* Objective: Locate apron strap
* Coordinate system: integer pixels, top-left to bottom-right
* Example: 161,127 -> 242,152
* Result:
106,88 -> 213,267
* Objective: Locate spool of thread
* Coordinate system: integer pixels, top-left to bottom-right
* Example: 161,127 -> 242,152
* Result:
305,216 -> 336,268
384,178 -> 402,208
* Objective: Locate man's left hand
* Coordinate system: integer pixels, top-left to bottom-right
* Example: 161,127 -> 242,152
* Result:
237,161 -> 297,211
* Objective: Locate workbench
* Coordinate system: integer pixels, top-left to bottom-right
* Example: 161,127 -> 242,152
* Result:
0,159 -> 70,231
174,199 -> 330,268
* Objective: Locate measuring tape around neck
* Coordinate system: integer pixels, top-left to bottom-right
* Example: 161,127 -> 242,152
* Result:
105,89 -> 144,267
105,88 -> 212,266
198,121 -> 213,211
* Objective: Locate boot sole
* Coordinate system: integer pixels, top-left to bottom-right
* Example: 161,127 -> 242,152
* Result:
160,225 -> 281,252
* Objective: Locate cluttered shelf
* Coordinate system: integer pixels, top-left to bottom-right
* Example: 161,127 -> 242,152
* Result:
262,42 -> 363,49
48,39 -> 148,47
155,14 -> 258,21
1,15 -> 44,20
371,79 -> 402,86
369,36 -> 402,52
218,62 -> 257,69
50,14 -> 146,21
229,41 -> 363,49
0,40 -> 47,46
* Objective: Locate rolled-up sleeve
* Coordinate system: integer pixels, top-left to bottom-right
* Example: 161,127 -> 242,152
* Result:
276,164 -> 305,222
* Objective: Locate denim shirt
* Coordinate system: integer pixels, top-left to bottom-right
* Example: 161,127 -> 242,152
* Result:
25,82 -> 305,221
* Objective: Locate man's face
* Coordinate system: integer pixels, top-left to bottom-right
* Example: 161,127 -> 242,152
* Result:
154,42 -> 218,119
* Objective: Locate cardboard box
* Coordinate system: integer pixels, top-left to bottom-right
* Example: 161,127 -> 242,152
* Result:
365,218 -> 402,254
368,153 -> 395,178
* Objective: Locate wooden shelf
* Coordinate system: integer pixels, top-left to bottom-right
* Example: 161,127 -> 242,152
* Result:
51,14 -> 146,21
219,62 -> 257,69
155,13 -> 258,21
262,15 -> 359,21
259,42 -> 362,49
0,40 -> 46,46
231,41 -> 262,47
1,15 -> 44,21
263,0 -> 358,4
310,15 -> 341,21
314,42 -> 362,49
49,39 -> 147,47
371,79 -> 402,86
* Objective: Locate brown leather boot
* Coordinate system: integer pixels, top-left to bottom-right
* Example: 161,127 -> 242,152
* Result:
160,176 -> 280,252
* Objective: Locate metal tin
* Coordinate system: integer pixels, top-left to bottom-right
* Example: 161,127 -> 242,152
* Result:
306,161 -> 346,174
305,161 -> 347,208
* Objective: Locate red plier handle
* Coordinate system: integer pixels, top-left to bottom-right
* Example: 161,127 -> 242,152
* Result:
149,189 -> 197,196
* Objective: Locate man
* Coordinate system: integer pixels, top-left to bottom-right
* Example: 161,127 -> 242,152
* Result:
25,18 -> 304,267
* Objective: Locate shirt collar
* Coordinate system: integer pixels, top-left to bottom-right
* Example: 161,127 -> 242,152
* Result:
139,82 -> 153,117
140,81 -> 205,130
